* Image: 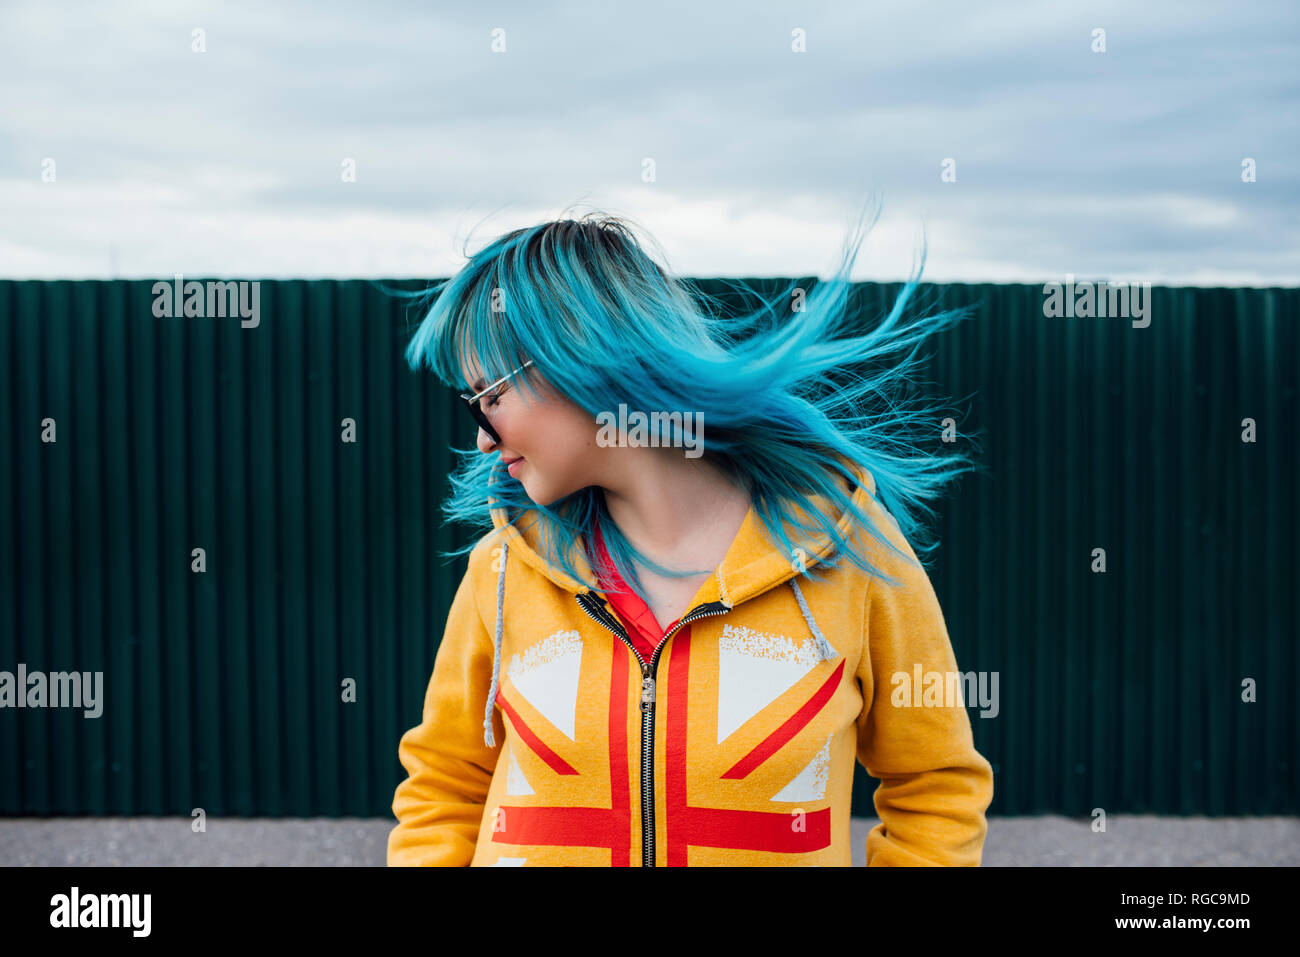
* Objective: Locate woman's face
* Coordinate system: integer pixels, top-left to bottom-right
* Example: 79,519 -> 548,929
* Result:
460,353 -> 603,506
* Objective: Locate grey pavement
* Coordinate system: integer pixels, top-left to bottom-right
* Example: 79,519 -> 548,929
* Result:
2,815 -> 1298,866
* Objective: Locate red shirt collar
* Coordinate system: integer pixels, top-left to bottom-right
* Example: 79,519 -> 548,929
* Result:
590,515 -> 682,654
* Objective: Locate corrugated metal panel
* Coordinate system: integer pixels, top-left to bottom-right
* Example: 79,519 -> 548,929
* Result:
0,279 -> 1295,817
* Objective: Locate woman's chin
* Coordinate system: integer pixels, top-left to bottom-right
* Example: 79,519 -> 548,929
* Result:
512,469 -> 581,508
515,474 -> 541,502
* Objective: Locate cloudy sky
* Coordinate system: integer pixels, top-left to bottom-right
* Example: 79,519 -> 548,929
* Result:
2,0 -> 1296,284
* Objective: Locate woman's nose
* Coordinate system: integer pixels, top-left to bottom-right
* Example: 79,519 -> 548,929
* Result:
476,427 -> 497,454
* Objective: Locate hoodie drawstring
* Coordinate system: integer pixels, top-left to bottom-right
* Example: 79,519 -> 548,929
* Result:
789,576 -> 837,662
484,540 -> 508,748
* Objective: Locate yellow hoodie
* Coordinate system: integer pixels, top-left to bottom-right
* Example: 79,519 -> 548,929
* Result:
387,458 -> 994,866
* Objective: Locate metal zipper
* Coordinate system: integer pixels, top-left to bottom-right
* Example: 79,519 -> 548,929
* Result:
574,590 -> 730,867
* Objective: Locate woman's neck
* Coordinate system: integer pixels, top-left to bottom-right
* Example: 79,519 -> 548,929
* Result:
599,447 -> 751,570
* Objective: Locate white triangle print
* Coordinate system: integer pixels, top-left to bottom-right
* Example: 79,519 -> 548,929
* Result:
506,744 -> 534,795
507,630 -> 584,740
771,734 -> 833,802
491,857 -> 527,866
717,624 -> 822,743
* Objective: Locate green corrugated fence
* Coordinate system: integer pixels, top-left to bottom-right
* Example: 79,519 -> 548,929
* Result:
0,279 -> 1296,817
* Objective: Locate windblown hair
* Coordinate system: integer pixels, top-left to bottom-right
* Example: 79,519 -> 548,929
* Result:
399,201 -> 980,605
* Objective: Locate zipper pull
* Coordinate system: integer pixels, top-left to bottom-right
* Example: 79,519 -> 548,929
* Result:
640,675 -> 656,712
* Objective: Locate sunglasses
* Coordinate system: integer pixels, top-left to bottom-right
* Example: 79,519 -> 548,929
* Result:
459,359 -> 535,444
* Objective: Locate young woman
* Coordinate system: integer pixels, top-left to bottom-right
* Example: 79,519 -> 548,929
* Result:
387,206 -> 994,866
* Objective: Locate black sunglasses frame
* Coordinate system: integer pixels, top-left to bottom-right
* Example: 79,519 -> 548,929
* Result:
457,359 -> 534,445
459,391 -> 503,444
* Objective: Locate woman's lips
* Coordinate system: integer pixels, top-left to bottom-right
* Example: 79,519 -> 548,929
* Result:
504,456 -> 524,477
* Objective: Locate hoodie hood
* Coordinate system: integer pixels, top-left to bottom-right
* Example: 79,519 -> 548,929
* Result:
477,454 -> 880,747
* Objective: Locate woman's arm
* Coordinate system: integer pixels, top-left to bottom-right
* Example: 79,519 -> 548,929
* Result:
388,553 -> 504,866
854,512 -> 995,866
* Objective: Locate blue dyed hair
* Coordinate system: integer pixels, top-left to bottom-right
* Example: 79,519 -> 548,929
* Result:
398,201 -> 981,605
